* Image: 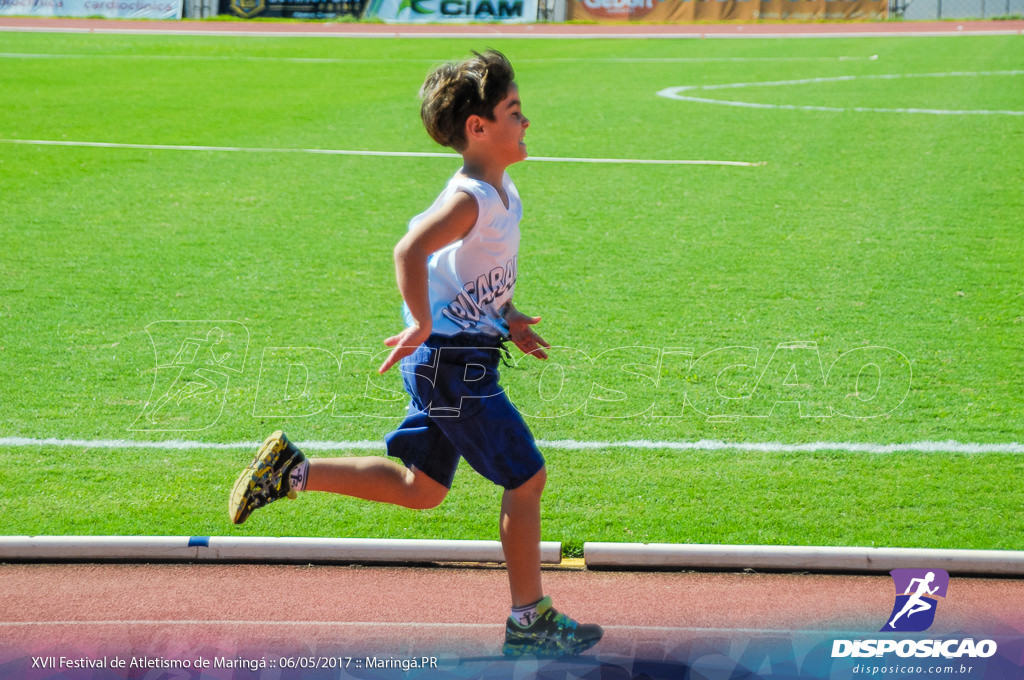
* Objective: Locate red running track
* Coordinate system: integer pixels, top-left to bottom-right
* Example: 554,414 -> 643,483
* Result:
1,563 -> 1022,678
0,16 -> 1022,36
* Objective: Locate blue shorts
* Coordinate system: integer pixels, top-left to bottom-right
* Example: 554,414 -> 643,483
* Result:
384,334 -> 545,490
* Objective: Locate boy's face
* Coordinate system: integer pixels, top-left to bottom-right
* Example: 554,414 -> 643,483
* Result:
486,83 -> 530,165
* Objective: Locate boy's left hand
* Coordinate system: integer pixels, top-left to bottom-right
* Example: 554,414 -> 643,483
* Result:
505,307 -> 550,360
378,325 -> 431,374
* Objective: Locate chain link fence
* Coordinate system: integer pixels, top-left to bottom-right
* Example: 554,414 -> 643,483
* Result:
891,0 -> 1022,17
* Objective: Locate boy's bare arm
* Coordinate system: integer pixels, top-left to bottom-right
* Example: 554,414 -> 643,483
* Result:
378,191 -> 478,374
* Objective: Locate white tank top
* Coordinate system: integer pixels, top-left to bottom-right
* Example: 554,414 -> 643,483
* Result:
403,171 -> 521,338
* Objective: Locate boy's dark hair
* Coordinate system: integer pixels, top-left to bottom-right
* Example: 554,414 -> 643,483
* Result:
419,50 -> 516,152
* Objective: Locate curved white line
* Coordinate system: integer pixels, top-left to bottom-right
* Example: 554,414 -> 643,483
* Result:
657,70 -> 1024,115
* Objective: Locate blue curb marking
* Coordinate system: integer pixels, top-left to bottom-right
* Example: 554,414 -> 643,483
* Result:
188,536 -> 211,548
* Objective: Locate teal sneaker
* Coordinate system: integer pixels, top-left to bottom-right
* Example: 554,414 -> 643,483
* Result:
502,597 -> 604,657
229,431 -> 306,524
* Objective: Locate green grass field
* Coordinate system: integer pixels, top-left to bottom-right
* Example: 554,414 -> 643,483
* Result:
1,30 -> 1022,556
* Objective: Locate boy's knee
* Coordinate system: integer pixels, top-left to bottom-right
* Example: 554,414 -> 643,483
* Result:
410,487 -> 447,510
406,470 -> 449,510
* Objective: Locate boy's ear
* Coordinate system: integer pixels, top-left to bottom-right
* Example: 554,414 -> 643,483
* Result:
465,114 -> 487,143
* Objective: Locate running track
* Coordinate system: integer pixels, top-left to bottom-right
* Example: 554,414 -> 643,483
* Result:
2,15 -> 1024,679
0,16 -> 1022,36
1,563 -> 1023,678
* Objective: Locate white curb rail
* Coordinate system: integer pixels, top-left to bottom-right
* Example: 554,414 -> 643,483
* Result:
2,537 -> 1022,575
0,536 -> 563,565
582,542 -> 1024,575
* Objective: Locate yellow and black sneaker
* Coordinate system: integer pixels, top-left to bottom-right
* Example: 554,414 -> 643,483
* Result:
229,430 -> 306,524
502,597 -> 603,657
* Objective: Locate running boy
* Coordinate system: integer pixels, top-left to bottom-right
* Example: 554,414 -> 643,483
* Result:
229,50 -> 603,658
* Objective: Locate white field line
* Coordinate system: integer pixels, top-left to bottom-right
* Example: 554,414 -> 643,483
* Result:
0,51 -> 881,63
1,436 -> 1021,454
0,138 -> 762,166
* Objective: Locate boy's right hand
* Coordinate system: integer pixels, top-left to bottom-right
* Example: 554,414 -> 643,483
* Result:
378,325 -> 431,374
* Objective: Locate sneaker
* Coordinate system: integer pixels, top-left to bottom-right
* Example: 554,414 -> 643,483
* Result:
502,597 -> 604,657
229,430 -> 306,524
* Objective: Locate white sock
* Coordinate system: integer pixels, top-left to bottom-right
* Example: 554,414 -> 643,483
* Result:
288,460 -> 309,492
510,599 -> 544,628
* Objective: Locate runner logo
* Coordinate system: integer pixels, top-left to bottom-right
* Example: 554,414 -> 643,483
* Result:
132,321 -> 250,432
881,568 -> 949,632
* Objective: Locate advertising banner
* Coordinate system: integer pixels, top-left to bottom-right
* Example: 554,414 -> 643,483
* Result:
219,0 -> 363,18
756,0 -> 886,18
364,0 -> 537,23
0,0 -> 181,18
568,0 -> 885,20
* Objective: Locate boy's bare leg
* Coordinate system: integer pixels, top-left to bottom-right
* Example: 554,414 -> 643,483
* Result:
306,457 -> 447,510
499,467 -> 547,607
